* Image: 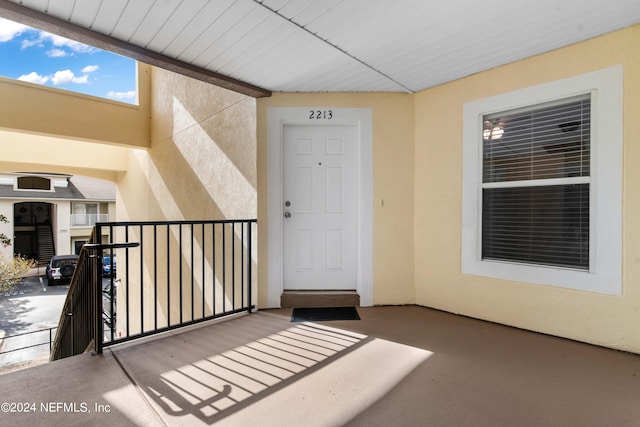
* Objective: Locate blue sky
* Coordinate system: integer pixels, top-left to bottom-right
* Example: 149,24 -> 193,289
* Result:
0,17 -> 136,104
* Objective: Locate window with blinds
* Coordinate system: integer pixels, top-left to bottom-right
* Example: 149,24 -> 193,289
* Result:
481,94 -> 591,269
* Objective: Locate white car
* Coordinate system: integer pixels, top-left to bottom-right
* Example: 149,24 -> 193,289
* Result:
46,255 -> 79,286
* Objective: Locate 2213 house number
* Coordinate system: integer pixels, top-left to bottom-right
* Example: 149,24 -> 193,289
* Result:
309,110 -> 333,120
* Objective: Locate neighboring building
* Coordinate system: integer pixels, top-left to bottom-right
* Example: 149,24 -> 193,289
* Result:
0,172 -> 115,263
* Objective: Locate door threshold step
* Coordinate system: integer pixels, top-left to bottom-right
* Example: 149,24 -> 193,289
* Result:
281,291 -> 360,308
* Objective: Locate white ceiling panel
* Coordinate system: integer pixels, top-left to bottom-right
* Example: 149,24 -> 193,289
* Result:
126,1 -> 182,47
214,14 -> 290,75
67,0 -> 101,28
2,0 -> 639,95
196,6 -> 271,69
110,1 -> 156,42
144,1 -> 209,52
217,20 -> 297,77
21,0 -> 46,11
170,0 -> 243,62
81,0 -> 129,36
46,0 -> 75,20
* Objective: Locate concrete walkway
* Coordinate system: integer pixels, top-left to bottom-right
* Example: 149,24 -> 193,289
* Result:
1,306 -> 639,426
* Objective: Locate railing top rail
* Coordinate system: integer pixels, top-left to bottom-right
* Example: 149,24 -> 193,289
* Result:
2,326 -> 57,339
95,218 -> 257,227
83,242 -> 140,251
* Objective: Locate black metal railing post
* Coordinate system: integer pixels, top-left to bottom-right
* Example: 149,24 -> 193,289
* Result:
82,241 -> 139,355
247,222 -> 253,313
94,223 -> 103,355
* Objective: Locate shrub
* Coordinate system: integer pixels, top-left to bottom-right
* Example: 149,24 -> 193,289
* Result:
0,256 -> 36,293
0,214 -> 10,247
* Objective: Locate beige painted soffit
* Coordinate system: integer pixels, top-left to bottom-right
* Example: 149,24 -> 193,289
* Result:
0,0 -> 272,99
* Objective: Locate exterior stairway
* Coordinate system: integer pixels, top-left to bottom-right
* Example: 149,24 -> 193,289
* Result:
36,225 -> 55,264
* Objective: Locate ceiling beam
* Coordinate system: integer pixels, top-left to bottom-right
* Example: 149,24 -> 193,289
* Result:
0,0 -> 272,98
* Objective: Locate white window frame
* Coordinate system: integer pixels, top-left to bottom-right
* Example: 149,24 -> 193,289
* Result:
15,176 -> 53,192
461,65 -> 622,295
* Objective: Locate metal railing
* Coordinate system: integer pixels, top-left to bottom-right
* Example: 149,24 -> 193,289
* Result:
0,327 -> 57,356
50,228 -> 100,360
70,213 -> 109,227
50,219 -> 257,360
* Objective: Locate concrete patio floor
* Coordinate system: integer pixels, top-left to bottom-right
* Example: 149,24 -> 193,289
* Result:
1,305 -> 639,426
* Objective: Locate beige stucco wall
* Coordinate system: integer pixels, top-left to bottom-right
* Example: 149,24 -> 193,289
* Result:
115,67 -> 258,333
0,63 -> 151,148
257,93 -> 415,307
413,25 -> 640,353
0,64 -> 145,181
0,130 -> 128,182
118,67 -> 257,222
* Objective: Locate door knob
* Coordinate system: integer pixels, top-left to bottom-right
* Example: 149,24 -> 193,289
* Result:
284,211 -> 292,218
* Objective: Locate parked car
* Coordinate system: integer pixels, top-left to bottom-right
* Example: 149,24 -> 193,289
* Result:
102,254 -> 116,277
46,255 -> 79,286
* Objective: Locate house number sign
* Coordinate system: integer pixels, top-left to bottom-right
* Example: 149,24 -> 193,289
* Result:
309,109 -> 333,120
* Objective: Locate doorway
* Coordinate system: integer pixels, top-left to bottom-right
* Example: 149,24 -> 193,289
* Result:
282,124 -> 358,290
267,107 -> 373,307
13,202 -> 55,262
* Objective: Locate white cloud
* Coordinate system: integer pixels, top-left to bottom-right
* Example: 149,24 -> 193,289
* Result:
47,48 -> 67,58
17,72 -> 49,85
16,28 -> 96,54
82,65 -> 99,73
20,38 -> 41,49
16,68 -> 94,86
51,69 -> 89,85
72,74 -> 89,84
0,18 -> 30,42
107,90 -> 136,100
45,32 -> 96,54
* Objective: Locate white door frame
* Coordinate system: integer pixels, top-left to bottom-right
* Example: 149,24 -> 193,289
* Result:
267,107 -> 373,307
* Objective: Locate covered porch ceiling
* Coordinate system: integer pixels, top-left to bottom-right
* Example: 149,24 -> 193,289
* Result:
1,0 -> 640,98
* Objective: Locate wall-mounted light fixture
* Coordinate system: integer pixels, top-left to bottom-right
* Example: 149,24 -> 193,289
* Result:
483,120 -> 504,141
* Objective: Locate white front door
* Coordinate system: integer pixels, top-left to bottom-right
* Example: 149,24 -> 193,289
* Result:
283,124 -> 358,290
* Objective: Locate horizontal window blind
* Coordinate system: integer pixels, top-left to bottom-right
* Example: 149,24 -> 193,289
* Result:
481,95 -> 591,269
482,185 -> 589,268
483,95 -> 590,183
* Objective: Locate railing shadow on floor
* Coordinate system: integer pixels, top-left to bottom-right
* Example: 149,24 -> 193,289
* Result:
137,320 -> 372,425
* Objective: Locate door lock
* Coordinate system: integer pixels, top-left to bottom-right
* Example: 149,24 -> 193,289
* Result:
284,211 -> 292,219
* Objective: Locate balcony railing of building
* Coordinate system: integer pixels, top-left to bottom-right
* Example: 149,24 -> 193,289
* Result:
50,219 -> 257,360
70,214 -> 110,227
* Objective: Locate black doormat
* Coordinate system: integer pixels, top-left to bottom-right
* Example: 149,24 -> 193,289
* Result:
291,306 -> 360,322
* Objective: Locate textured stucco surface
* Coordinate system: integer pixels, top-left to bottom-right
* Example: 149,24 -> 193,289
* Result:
257,93 -> 415,308
0,64 -> 151,148
119,66 -> 256,223
115,67 -> 258,332
413,25 -> 640,353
